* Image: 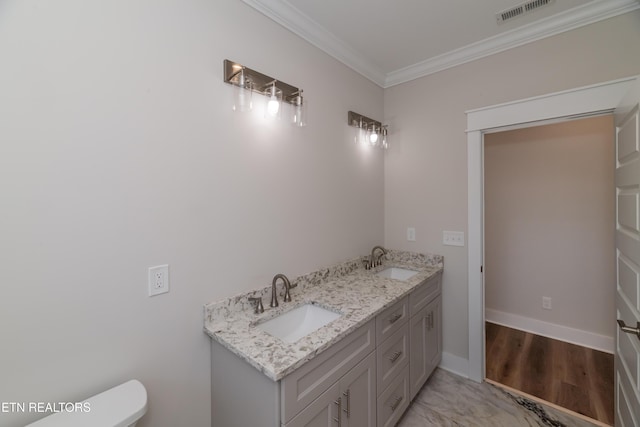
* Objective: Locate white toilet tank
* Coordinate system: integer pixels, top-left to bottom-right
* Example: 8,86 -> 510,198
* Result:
25,380 -> 147,427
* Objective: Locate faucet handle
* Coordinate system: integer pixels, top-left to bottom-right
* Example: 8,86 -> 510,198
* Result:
283,281 -> 297,303
248,297 -> 264,314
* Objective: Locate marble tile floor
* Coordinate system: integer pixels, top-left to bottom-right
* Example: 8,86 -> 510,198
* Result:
397,368 -> 599,427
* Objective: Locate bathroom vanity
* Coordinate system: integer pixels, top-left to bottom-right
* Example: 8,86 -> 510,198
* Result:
204,251 -> 443,427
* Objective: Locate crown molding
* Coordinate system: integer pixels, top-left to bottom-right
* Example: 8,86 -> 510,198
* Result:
241,0 -> 387,86
242,0 -> 640,89
385,0 -> 640,87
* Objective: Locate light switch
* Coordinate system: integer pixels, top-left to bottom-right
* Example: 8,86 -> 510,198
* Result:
443,231 -> 465,247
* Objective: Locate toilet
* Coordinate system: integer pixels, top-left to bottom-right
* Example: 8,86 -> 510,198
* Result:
26,379 -> 147,427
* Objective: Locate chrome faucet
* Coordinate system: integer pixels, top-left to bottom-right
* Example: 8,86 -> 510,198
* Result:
271,274 -> 297,307
367,246 -> 388,269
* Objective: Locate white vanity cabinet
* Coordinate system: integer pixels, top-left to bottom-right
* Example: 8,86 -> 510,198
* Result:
211,319 -> 376,427
408,272 -> 442,399
209,270 -> 443,427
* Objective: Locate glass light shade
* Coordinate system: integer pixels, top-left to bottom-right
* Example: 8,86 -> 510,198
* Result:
364,127 -> 372,145
354,126 -> 364,144
232,70 -> 252,112
267,96 -> 280,115
369,125 -> 379,145
291,94 -> 307,127
381,127 -> 389,149
359,128 -> 367,145
233,85 -> 252,112
265,83 -> 282,119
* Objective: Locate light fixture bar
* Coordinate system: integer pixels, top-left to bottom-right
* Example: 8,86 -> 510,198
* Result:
348,111 -> 389,149
224,59 -> 301,104
347,111 -> 382,129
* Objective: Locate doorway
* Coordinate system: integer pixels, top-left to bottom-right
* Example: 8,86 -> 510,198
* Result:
466,76 -> 638,382
482,115 -> 615,424
466,75 -> 640,427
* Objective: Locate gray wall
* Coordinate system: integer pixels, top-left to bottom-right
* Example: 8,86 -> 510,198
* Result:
0,1 -> 383,426
484,116 -> 615,341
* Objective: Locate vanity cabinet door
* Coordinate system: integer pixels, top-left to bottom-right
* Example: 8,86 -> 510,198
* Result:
409,304 -> 428,400
287,353 -> 377,427
409,296 -> 442,399
285,383 -> 341,427
340,352 -> 376,427
426,296 -> 442,378
282,320 -> 375,423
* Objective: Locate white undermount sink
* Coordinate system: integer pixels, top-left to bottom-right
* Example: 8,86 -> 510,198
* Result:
256,303 -> 342,343
376,267 -> 419,281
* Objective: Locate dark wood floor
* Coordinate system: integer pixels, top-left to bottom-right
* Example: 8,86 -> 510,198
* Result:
485,322 -> 614,425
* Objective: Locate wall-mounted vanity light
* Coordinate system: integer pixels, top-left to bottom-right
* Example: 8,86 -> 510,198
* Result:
224,59 -> 306,126
348,111 -> 389,149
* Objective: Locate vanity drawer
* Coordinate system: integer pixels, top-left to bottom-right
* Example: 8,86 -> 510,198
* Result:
409,272 -> 441,317
281,319 -> 375,423
376,322 -> 409,396
376,296 -> 408,343
377,364 -> 410,427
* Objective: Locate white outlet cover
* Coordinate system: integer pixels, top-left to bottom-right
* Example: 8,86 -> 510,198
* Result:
443,230 -> 465,247
148,265 -> 169,297
407,227 -> 416,241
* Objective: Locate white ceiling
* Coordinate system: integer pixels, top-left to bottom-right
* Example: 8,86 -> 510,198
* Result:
242,0 -> 640,87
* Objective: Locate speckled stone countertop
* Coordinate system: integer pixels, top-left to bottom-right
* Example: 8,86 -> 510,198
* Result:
203,250 -> 444,381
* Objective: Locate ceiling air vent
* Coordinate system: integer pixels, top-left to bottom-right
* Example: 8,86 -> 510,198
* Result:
497,0 -> 555,24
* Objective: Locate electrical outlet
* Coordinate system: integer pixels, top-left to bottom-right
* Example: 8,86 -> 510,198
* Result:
148,265 -> 169,297
407,227 -> 416,241
443,230 -> 465,247
542,296 -> 552,310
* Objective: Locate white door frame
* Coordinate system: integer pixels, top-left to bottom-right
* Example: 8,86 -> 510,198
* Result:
465,76 -> 639,383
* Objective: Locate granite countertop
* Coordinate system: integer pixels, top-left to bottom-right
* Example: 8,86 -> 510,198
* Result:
203,250 -> 444,381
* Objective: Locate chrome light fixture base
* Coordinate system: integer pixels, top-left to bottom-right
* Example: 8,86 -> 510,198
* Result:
348,111 -> 388,149
348,111 -> 381,130
224,59 -> 303,108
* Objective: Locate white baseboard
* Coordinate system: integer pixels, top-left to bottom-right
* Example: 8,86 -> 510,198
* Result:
439,352 -> 470,379
485,308 -> 614,354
